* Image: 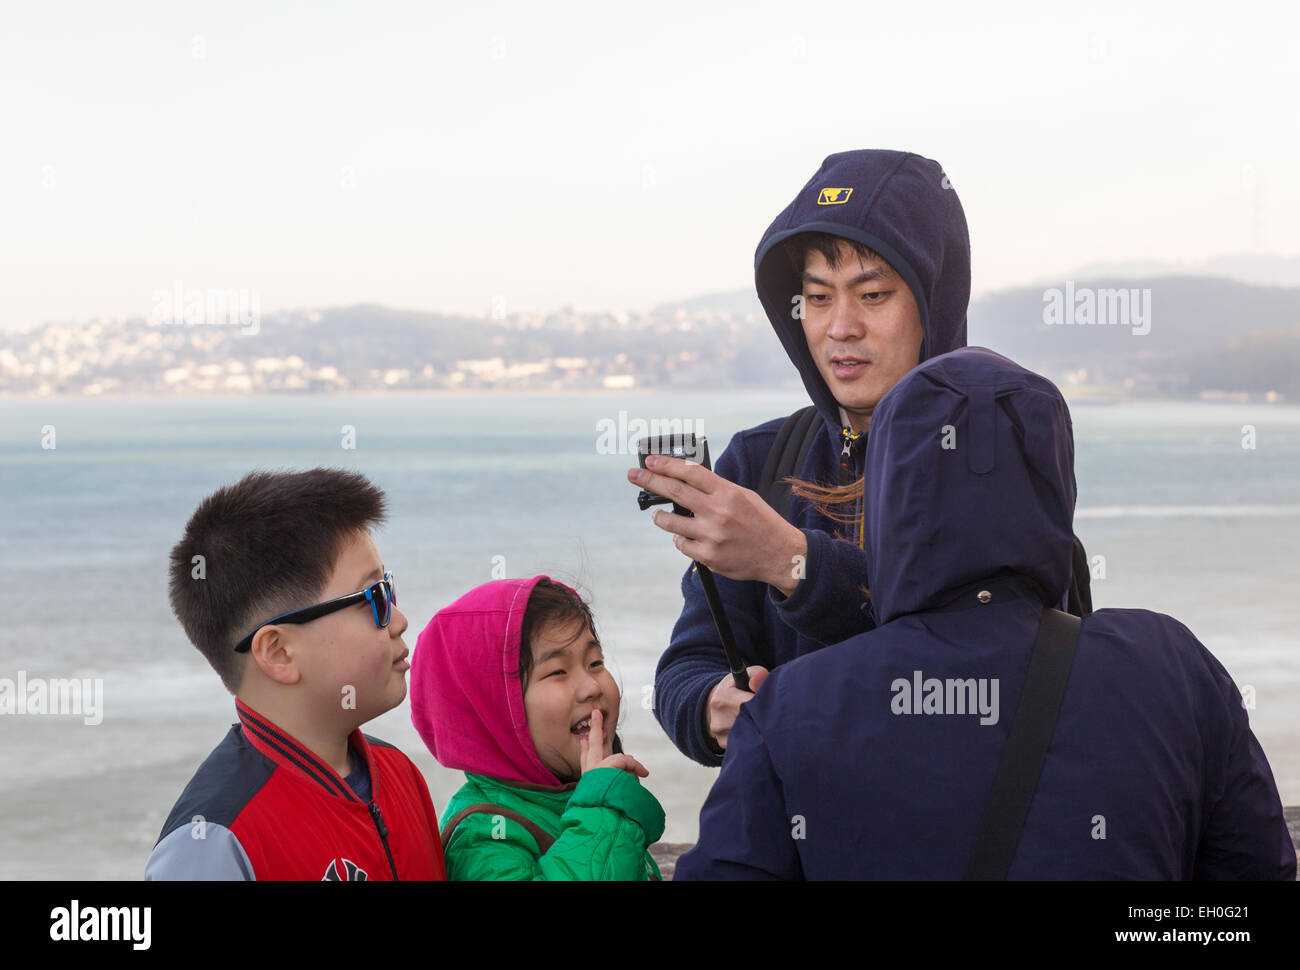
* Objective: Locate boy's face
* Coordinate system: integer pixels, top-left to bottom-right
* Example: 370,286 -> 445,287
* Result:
288,529 -> 410,730
800,241 -> 924,431
522,617 -> 619,782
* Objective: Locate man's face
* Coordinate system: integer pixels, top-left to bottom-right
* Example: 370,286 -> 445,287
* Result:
800,241 -> 924,431
291,529 -> 411,730
522,617 -> 619,782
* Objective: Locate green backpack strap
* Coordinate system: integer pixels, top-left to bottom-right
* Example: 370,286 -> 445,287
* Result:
440,803 -> 557,853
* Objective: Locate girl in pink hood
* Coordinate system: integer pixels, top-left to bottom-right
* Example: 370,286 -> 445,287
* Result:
410,576 -> 665,880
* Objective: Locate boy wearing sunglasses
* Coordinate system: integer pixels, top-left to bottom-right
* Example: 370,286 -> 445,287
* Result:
145,468 -> 446,880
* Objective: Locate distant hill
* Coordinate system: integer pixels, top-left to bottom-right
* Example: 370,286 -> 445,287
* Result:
649,290 -> 765,319
4,277 -> 1297,397
967,276 -> 1300,394
1056,252 -> 1300,290
659,276 -> 1300,396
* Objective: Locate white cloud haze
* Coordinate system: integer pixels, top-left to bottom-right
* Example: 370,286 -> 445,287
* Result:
1,0 -> 1297,330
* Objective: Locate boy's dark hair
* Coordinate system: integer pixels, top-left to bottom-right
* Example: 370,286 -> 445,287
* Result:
518,579 -> 598,685
169,468 -> 388,694
782,230 -> 894,278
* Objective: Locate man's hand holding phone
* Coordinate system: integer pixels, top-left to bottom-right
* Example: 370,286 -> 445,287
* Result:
630,435 -> 785,751
627,454 -> 809,596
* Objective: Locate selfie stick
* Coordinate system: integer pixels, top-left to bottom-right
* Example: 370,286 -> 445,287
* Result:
693,561 -> 752,693
636,495 -> 752,694
636,433 -> 752,694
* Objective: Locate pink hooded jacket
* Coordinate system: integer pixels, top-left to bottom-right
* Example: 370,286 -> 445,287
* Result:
410,576 -> 571,788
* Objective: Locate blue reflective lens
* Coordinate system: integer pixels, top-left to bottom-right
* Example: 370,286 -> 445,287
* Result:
365,573 -> 396,628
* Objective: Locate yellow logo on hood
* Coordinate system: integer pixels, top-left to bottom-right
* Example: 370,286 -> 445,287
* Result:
817,187 -> 853,205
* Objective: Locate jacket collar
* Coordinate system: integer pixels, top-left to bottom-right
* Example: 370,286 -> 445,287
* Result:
472,771 -> 578,795
235,697 -> 377,804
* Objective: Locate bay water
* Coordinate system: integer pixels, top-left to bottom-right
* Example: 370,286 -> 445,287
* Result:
1,390 -> 1297,878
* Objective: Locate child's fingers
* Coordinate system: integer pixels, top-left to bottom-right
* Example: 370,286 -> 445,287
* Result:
619,755 -> 649,777
590,708 -> 605,751
579,731 -> 591,771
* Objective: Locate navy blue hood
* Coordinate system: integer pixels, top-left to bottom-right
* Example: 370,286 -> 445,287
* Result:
677,340 -> 1296,876
755,149 -> 971,432
862,347 -> 1077,625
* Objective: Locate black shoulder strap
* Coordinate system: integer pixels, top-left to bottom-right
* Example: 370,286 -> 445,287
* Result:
963,607 -> 1082,880
757,406 -> 822,520
440,802 -> 557,853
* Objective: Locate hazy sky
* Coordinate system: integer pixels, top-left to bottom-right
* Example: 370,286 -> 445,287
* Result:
2,0 -> 1297,330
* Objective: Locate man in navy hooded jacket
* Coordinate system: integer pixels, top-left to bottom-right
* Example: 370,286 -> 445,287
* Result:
673,347 -> 1296,880
631,150 -> 978,765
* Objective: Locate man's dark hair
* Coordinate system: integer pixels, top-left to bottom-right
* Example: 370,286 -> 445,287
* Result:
169,468 -> 388,694
518,579 -> 598,685
782,230 -> 894,278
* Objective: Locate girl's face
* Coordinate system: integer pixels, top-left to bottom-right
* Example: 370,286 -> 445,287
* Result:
522,616 -> 619,782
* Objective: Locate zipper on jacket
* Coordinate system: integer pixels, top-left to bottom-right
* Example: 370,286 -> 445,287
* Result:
839,427 -> 866,547
838,428 -> 864,484
368,801 -> 399,880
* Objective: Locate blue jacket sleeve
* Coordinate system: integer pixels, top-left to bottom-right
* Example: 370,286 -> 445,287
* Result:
1190,641 -> 1296,880
145,822 -> 256,880
653,433 -> 771,767
673,696 -> 802,880
767,526 -> 876,647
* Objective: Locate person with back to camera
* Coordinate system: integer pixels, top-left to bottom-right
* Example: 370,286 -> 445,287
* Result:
673,347 -> 1296,880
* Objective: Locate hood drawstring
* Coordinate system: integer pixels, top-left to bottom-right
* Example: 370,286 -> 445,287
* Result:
840,428 -> 866,548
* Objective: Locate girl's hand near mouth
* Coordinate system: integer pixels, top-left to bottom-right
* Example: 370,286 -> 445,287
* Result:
579,709 -> 650,778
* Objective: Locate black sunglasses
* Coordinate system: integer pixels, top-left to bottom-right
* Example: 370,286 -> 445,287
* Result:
233,571 -> 397,653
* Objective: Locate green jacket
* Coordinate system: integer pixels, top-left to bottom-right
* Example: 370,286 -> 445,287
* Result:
440,768 -> 665,880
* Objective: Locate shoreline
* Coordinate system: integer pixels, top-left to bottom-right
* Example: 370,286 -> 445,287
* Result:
0,387 -> 1294,405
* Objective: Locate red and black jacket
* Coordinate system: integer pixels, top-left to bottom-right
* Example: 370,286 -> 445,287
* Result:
146,698 -> 446,881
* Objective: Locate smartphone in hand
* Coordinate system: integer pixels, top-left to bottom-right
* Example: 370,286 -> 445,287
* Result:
634,433 -> 710,512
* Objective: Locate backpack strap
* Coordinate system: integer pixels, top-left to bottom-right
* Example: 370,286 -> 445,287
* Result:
757,406 -> 822,520
963,607 -> 1082,880
440,803 -> 556,853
